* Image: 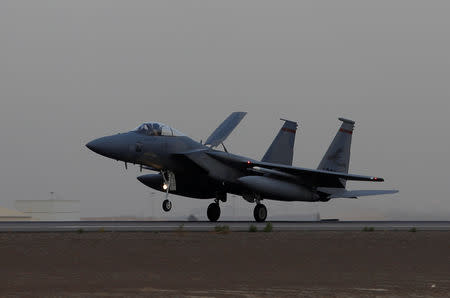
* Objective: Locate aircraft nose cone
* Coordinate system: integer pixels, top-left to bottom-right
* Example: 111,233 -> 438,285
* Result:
86,135 -> 128,160
86,138 -> 105,155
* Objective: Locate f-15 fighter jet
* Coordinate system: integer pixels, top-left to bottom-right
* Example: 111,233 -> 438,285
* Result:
87,112 -> 397,222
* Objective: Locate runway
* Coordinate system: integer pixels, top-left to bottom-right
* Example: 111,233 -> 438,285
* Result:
1,227 -> 449,296
1,221 -> 449,232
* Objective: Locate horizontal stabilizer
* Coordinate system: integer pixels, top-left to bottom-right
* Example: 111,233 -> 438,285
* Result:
318,187 -> 398,198
205,112 -> 247,147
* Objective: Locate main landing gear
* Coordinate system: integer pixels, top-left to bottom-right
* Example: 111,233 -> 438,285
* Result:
207,202 -> 267,222
243,193 -> 268,222
253,203 -> 267,222
207,201 -> 221,222
206,193 -> 267,222
207,192 -> 226,222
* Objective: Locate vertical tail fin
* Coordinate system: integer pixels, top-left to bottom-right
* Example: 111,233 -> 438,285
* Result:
261,119 -> 298,165
318,118 -> 355,186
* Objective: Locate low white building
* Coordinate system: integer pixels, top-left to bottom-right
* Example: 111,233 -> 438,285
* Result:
15,200 -> 80,221
0,206 -> 32,221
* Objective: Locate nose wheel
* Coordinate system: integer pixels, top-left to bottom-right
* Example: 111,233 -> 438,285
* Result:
162,199 -> 172,212
207,202 -> 221,222
161,170 -> 175,212
254,203 -> 267,222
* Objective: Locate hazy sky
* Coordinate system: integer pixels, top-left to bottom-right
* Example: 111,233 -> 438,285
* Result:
0,1 -> 448,220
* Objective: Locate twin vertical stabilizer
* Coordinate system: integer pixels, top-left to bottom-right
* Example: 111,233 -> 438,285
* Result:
317,118 -> 355,187
261,119 -> 298,166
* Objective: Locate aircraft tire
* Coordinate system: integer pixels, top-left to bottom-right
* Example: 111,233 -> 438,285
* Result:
162,199 -> 172,212
207,202 -> 221,222
254,204 -> 267,222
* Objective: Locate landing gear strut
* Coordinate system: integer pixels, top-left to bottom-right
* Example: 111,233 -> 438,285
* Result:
207,201 -> 221,222
161,170 -> 175,212
253,203 -> 267,222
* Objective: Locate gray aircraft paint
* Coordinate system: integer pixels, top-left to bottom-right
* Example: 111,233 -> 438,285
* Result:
238,175 -> 318,202
87,113 -> 397,222
261,119 -> 298,165
317,118 -> 354,188
205,112 -> 247,148
317,188 -> 399,199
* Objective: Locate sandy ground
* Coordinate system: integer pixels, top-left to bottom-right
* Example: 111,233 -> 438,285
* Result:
0,231 -> 449,297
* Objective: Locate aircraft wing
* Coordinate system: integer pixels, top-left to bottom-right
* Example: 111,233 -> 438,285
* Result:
206,151 -> 385,187
205,112 -> 247,147
171,149 -> 210,174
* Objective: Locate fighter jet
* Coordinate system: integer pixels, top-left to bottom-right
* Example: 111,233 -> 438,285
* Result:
86,112 -> 397,222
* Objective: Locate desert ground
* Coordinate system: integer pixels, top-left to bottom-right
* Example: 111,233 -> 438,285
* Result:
0,231 -> 449,297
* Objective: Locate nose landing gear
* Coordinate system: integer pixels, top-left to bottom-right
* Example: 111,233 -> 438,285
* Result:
161,170 -> 176,212
162,199 -> 172,212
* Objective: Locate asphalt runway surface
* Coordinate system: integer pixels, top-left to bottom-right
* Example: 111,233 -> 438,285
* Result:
0,230 -> 449,297
0,220 -> 450,232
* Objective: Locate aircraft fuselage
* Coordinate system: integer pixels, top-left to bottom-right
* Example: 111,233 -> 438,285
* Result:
86,116 -> 396,222
87,131 -> 256,200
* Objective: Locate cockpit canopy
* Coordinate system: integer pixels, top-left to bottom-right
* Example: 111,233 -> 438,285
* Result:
133,122 -> 185,137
